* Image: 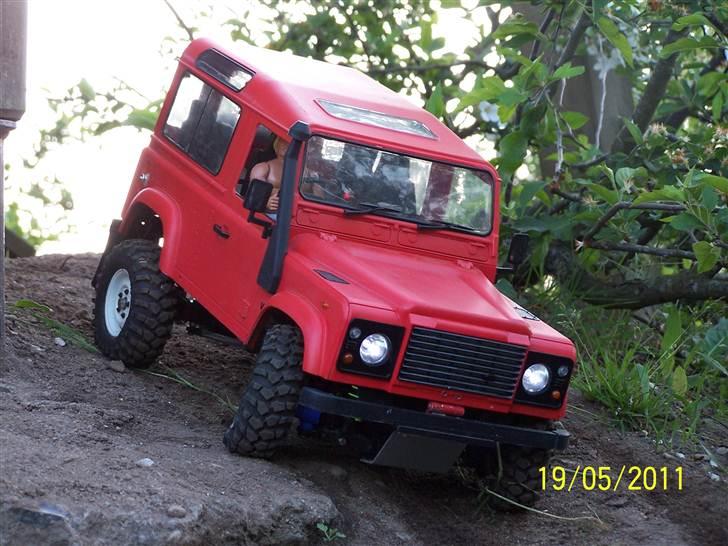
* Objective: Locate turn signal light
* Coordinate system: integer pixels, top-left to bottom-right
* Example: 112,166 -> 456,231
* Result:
551,390 -> 561,400
342,352 -> 354,365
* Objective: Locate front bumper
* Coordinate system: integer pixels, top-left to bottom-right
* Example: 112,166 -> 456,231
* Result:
299,387 -> 570,451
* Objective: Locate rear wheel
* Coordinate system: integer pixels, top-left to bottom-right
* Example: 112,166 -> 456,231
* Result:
477,445 -> 551,511
93,239 -> 180,368
223,324 -> 304,458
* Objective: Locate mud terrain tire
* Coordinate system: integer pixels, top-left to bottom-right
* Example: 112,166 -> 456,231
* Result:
93,239 -> 180,368
223,324 -> 304,458
482,446 -> 551,511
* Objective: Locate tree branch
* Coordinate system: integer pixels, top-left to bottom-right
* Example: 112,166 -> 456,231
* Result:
612,27 -> 686,153
585,240 -> 696,260
545,243 -> 728,309
582,201 -> 686,242
163,0 -> 195,42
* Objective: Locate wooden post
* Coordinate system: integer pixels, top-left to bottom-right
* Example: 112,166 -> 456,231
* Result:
1,0 -> 28,348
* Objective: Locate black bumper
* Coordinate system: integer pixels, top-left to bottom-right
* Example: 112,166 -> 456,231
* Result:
299,387 -> 570,451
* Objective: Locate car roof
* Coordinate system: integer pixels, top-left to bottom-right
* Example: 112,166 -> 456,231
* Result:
181,38 -> 491,169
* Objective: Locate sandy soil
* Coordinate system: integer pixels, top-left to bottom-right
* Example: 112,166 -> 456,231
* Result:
1,254 -> 726,545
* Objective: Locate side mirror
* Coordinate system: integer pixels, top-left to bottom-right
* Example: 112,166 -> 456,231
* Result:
507,233 -> 529,267
243,178 -> 273,213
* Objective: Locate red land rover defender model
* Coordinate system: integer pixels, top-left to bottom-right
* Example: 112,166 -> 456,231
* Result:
93,38 -> 576,509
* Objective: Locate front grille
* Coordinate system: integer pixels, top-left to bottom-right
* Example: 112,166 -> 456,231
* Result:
398,327 -> 527,398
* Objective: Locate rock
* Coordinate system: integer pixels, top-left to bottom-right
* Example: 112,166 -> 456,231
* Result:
396,531 -> 413,542
166,504 -> 186,518
167,529 -> 184,543
708,472 -> 720,482
136,457 -> 155,468
693,453 -> 708,461
716,446 -> 728,456
54,337 -> 67,347
29,344 -> 44,353
675,452 -> 686,460
108,360 -> 126,373
0,504 -> 76,546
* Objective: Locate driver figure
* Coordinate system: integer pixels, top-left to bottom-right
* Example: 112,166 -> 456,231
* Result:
250,136 -> 288,219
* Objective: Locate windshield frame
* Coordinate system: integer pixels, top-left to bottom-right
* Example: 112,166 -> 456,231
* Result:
296,134 -> 495,237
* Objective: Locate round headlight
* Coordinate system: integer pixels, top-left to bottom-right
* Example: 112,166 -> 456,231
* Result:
359,333 -> 390,366
522,364 -> 551,394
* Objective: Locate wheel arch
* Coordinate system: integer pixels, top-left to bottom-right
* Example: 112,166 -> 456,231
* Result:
248,292 -> 326,375
118,188 -> 182,276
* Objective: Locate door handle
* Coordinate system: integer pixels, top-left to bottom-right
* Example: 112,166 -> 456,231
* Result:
213,224 -> 230,239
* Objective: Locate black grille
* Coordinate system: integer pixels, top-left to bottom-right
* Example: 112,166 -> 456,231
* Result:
398,327 -> 527,398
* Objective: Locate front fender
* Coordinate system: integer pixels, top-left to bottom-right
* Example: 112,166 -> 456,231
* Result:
261,291 -> 329,376
120,187 -> 182,276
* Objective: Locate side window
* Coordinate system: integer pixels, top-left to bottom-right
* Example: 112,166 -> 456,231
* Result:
163,72 -> 241,174
235,124 -> 277,197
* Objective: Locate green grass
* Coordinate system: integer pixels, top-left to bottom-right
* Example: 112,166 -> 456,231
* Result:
13,299 -> 99,353
517,285 -> 728,448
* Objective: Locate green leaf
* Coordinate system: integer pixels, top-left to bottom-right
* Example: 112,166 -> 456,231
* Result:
495,278 -> 519,300
425,83 -> 445,118
551,62 -> 585,81
440,0 -> 461,8
597,164 -> 615,185
713,92 -> 724,121
455,76 -> 506,112
632,186 -> 685,204
671,366 -> 688,396
663,212 -> 703,231
588,183 -> 619,205
491,16 -> 540,40
615,167 -> 639,190
660,36 -> 720,58
498,130 -> 528,178
622,117 -> 643,144
661,307 -> 682,357
124,109 -> 158,131
692,241 -> 720,273
78,79 -> 96,102
697,72 -> 728,97
697,173 -> 728,194
14,299 -> 52,313
672,13 -> 714,31
561,111 -> 589,130
596,17 -> 633,67
517,181 -> 547,206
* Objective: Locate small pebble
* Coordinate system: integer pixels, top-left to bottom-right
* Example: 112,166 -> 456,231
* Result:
136,457 -> 155,468
167,530 -> 183,542
108,360 -> 126,373
30,344 -> 44,353
716,447 -> 728,456
606,496 -> 629,508
708,472 -> 720,482
167,504 -> 186,518
675,452 -> 686,460
53,337 -> 66,347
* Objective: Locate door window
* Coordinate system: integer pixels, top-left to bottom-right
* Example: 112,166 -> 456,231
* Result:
163,72 -> 241,174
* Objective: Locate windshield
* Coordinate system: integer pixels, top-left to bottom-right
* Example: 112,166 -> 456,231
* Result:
299,136 -> 493,234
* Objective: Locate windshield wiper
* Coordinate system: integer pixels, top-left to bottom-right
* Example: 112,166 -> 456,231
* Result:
343,202 -> 403,216
415,219 -> 479,233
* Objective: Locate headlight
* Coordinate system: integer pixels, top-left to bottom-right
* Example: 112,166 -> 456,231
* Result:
359,333 -> 390,366
522,363 -> 550,394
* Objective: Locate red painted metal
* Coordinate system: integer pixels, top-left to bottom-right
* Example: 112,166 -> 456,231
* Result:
119,38 -> 576,422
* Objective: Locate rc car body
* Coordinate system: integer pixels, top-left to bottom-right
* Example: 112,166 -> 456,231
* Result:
93,38 -> 576,508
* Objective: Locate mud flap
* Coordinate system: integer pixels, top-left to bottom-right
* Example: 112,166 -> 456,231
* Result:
362,429 -> 465,473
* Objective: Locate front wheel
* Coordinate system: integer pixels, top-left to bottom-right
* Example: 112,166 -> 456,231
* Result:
93,239 -> 180,368
224,324 -> 304,458
478,445 -> 551,511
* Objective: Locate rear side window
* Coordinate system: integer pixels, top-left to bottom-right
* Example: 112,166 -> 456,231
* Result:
163,72 -> 241,174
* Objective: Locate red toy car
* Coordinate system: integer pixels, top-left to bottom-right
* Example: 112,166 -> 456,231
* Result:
92,38 -> 576,508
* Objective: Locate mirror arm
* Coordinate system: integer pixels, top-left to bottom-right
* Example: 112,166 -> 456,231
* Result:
247,210 -> 273,239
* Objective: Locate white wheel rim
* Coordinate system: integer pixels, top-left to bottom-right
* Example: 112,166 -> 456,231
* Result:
105,269 -> 131,337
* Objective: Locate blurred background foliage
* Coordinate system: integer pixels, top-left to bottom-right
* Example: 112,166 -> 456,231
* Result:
8,0 -> 727,445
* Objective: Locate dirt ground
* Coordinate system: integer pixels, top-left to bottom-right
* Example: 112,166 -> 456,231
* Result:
1,254 -> 726,545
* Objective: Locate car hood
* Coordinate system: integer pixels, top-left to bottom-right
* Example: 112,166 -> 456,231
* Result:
289,233 -> 572,345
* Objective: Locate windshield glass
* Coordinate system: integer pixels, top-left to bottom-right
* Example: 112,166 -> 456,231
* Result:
299,136 -> 493,234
